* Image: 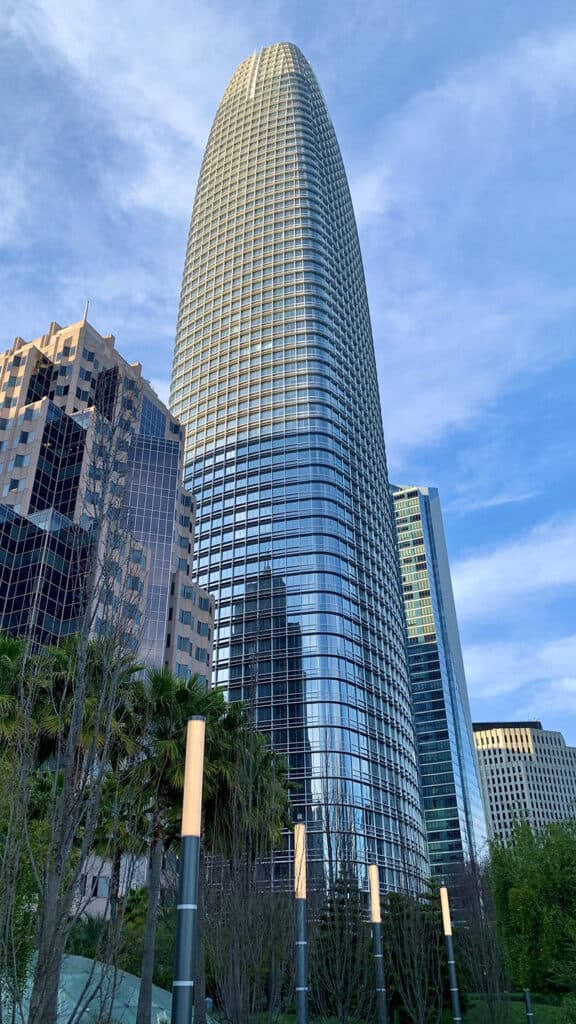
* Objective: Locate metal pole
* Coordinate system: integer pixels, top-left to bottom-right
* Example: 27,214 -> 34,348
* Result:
440,886 -> 462,1024
368,864 -> 387,1024
294,823 -> 309,1024
524,988 -> 535,1024
171,716 -> 206,1024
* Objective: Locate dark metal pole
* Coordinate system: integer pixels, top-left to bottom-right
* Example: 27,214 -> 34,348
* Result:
369,864 -> 387,1024
294,823 -> 309,1024
171,716 -> 206,1024
524,988 -> 535,1024
440,886 -> 462,1024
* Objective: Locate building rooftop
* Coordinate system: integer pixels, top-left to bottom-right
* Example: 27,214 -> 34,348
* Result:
473,721 -> 543,732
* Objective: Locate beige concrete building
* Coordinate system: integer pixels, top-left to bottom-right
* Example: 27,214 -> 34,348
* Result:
473,721 -> 576,843
0,316 -> 213,682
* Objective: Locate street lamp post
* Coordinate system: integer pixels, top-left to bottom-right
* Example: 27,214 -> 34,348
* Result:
368,864 -> 387,1024
440,886 -> 462,1024
171,716 -> 206,1024
294,822 -> 309,1024
524,988 -> 535,1023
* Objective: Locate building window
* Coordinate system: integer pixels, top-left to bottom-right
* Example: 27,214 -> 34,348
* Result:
91,876 -> 109,898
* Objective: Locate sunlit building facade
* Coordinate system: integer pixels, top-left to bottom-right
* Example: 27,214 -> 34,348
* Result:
0,318 -> 213,679
171,43 -> 427,890
392,486 -> 488,880
474,721 -> 576,843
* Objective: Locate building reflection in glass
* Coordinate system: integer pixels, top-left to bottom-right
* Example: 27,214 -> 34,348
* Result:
172,43 -> 428,892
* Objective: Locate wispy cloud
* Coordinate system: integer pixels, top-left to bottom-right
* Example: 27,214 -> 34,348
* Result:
452,515 -> 576,623
465,635 -> 576,697
7,0 -> 285,219
351,25 -> 576,228
348,24 -> 576,462
464,635 -> 576,734
444,489 -> 539,515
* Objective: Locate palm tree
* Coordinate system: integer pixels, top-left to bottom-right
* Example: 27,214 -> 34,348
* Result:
134,668 -> 229,1024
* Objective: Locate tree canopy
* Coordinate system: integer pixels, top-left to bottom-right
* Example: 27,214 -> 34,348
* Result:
490,819 -> 576,994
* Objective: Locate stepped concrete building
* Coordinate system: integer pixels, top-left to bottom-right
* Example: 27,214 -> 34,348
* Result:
392,486 -> 487,881
0,318 -> 213,680
171,43 -> 427,890
473,721 -> 576,843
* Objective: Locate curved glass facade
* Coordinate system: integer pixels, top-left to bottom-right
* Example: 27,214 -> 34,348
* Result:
171,43 -> 427,891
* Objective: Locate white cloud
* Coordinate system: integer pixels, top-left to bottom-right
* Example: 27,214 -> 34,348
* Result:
464,635 -> 576,696
452,516 -> 576,623
444,489 -> 539,515
464,635 -> 576,734
6,0 -> 286,218
375,270 -> 576,463
351,26 -> 576,228
349,25 -> 576,461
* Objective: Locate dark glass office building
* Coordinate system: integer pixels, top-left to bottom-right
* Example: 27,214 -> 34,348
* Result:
171,43 -> 427,889
392,486 -> 487,882
0,319 -> 213,678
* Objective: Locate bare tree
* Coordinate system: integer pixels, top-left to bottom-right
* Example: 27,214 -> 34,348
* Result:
383,885 -> 444,1024
203,720 -> 293,1024
308,790 -> 375,1024
455,861 -> 510,1024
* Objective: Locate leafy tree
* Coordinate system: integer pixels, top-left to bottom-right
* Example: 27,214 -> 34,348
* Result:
0,632 -> 144,1024
491,819 -> 576,994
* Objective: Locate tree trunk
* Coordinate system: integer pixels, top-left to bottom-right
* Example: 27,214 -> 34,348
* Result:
136,827 -> 164,1024
110,843 -> 122,923
27,878 -> 67,1024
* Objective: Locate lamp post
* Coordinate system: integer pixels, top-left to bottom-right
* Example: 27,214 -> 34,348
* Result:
439,886 -> 462,1024
294,822 -> 309,1024
524,988 -> 535,1023
171,716 -> 205,1024
368,864 -> 387,1024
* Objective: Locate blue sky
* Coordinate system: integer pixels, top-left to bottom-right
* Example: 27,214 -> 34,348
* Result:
2,0 -> 576,741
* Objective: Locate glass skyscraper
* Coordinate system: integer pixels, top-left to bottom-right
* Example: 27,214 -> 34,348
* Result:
171,43 -> 427,890
392,486 -> 488,883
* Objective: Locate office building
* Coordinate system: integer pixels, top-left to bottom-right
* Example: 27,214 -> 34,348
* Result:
170,43 -> 427,890
473,721 -> 576,843
0,317 -> 212,680
392,486 -> 487,880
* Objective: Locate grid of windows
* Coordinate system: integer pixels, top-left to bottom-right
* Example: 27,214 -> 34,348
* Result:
474,723 -> 576,842
171,43 -> 427,891
392,486 -> 487,887
0,321 -> 213,678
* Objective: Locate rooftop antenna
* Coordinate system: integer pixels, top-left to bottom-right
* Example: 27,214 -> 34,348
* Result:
82,300 -> 90,323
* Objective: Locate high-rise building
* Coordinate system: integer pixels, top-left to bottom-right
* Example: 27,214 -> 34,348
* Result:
391,486 -> 487,880
171,43 -> 427,890
473,721 -> 576,843
0,317 -> 213,680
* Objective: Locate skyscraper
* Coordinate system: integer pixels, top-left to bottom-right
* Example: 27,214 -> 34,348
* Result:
0,317 -> 213,679
171,43 -> 427,890
474,721 -> 576,843
392,486 -> 487,881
